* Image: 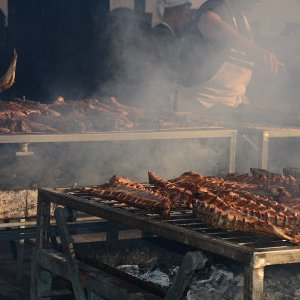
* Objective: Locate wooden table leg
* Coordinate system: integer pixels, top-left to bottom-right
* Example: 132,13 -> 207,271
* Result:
30,249 -> 52,300
55,207 -> 86,300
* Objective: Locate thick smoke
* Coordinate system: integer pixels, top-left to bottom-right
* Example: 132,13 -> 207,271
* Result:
84,1 -> 300,182
245,0 -> 300,172
4,1 -> 300,189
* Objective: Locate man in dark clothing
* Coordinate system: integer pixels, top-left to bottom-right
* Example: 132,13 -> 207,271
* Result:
149,0 -> 192,110
177,0 -> 282,111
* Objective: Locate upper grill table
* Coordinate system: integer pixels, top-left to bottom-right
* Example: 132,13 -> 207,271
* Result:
36,188 -> 300,300
238,126 -> 300,170
0,128 -> 237,173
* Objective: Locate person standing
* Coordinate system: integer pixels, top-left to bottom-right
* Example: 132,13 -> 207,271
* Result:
148,0 -> 192,110
177,0 -> 282,111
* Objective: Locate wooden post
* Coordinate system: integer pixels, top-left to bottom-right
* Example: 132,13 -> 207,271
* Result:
35,190 -> 51,250
55,207 -> 86,300
16,218 -> 25,281
30,249 -> 52,300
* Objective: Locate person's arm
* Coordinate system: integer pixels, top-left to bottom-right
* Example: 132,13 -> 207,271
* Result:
198,11 -> 281,74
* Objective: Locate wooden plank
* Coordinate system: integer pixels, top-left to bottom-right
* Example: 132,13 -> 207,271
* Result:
30,250 -> 52,300
35,195 -> 51,249
36,248 -> 162,300
54,207 -> 86,300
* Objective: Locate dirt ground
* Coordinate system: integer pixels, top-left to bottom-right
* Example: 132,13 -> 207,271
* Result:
0,241 -> 31,300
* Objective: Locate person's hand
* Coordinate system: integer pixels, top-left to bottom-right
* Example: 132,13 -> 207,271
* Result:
259,49 -> 284,74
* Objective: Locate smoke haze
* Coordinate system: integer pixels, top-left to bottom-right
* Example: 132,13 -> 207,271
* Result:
2,0 -> 300,190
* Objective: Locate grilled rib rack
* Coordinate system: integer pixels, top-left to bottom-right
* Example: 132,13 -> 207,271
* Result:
36,188 -> 300,300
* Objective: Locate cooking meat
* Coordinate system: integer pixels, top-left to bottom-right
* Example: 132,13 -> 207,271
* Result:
148,171 -> 193,208
193,194 -> 300,243
83,176 -> 171,219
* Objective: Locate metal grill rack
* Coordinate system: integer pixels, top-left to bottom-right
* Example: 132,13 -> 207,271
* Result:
34,188 -> 300,300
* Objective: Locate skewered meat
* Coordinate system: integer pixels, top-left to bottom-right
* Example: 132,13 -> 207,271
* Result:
13,98 -> 61,116
84,176 -> 171,218
87,188 -> 171,219
148,171 -> 193,208
79,169 -> 300,243
250,168 -> 296,184
193,193 -> 300,243
108,174 -> 146,190
0,95 -> 221,134
171,171 -> 259,192
214,190 -> 300,230
226,169 -> 297,188
171,171 -> 300,226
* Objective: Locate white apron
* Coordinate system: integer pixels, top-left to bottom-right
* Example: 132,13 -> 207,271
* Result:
177,54 -> 254,110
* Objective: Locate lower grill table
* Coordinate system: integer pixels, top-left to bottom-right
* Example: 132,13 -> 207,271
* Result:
33,188 -> 300,300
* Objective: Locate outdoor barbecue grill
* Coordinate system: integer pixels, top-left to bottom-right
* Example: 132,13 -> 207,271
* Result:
0,127 -> 236,283
0,128 -> 237,218
32,187 -> 300,300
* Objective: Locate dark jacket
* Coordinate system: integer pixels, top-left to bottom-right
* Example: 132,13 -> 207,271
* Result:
151,22 -> 183,83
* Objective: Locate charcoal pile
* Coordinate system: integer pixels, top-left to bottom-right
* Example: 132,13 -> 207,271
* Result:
118,260 -> 300,299
0,97 -> 218,134
81,168 -> 300,244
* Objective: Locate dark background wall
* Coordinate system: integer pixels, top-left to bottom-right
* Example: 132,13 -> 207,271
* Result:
1,0 -> 148,102
3,0 -> 110,101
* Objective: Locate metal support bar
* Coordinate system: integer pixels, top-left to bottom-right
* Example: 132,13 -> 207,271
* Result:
229,134 -> 237,173
244,265 -> 264,300
0,129 -> 237,173
0,130 -> 238,144
261,132 -> 269,170
165,251 -> 208,300
54,207 -> 86,300
259,128 -> 300,170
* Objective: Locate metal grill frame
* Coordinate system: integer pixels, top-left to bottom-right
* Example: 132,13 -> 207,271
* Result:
0,128 -> 237,173
36,188 -> 300,300
239,126 -> 300,170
